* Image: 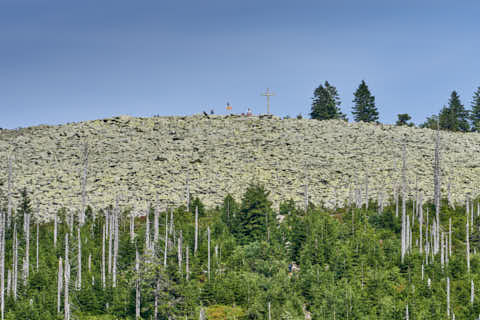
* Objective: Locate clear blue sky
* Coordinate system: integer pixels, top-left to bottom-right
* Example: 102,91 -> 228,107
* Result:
1,0 -> 479,129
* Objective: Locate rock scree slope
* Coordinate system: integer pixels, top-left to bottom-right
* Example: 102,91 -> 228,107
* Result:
1,114 -> 480,218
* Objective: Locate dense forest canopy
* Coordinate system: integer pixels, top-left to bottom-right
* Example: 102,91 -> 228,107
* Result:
0,183 -> 479,319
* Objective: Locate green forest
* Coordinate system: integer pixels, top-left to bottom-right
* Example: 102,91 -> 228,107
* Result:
1,182 -> 480,320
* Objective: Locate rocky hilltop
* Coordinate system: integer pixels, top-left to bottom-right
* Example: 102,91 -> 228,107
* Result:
1,114 -> 479,218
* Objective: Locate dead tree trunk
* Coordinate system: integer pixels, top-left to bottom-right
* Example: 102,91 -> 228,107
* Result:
130,210 -> 135,243
80,142 -> 89,226
36,220 -> 39,272
186,245 -> 190,281
12,223 -> 17,301
178,232 -> 182,275
7,156 -> 13,228
54,212 -> 58,248
135,249 -> 140,320
194,206 -> 198,256
57,257 -> 63,314
434,126 -> 441,254
449,217 -> 452,257
108,210 -> 112,277
64,234 -> 70,320
163,213 -> 168,268
154,205 -> 159,245
467,219 -> 471,273
364,174 -> 369,210
113,203 -> 119,288
24,210 -> 30,287
419,193 -> 423,253
77,226 -> 81,290
208,226 -> 211,281
102,223 -> 106,289
145,209 -> 150,252
186,174 -> 190,212
447,277 -> 450,317
472,279 -> 475,305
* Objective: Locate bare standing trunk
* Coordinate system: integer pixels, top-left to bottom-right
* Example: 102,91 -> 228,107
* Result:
163,213 -> 168,268
130,210 -> 135,243
54,212 -> 58,248
102,223 -> 106,289
186,174 -> 190,211
88,254 -> 91,273
364,174 -> 369,210
80,142 -> 89,225
77,226 -> 81,290
36,220 -> 39,272
434,125 -> 441,254
304,164 -> 309,212
108,210 -> 112,276
194,206 -> 198,256
419,193 -> 423,253
467,219 -> 471,273
447,277 -> 450,317
178,232 -> 182,275
208,226 -> 211,281
24,211 -> 30,287
64,233 -> 70,320
12,223 -> 17,301
57,257 -> 63,314
394,184 -> 399,218
7,156 -> 13,228
154,205 -> 159,244
113,203 -> 119,287
135,249 -> 140,320
472,279 -> 475,305
186,245 -> 190,281
145,209 -> 150,252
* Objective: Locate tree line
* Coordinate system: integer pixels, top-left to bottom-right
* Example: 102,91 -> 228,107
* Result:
310,80 -> 480,132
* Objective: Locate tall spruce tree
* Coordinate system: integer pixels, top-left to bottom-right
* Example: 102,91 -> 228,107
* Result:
470,87 -> 480,131
310,81 -> 346,120
233,184 -> 273,244
439,91 -> 470,132
352,80 -> 379,122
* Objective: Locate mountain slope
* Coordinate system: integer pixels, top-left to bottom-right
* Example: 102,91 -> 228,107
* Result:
1,114 -> 479,217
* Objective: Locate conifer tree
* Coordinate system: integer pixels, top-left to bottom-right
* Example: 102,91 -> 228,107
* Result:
352,80 -> 379,122
233,184 -> 273,244
470,87 -> 480,131
439,91 -> 470,131
310,81 -> 346,121
396,113 -> 414,126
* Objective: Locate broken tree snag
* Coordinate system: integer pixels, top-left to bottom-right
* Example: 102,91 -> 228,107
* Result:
57,257 -> 63,314
194,206 -> 198,256
433,125 -> 441,254
135,249 -> 140,320
80,142 -> 89,226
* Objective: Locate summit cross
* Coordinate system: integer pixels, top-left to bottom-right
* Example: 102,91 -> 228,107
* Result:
261,88 -> 275,115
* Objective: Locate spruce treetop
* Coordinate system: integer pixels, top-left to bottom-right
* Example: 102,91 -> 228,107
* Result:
310,81 -> 346,121
439,90 -> 470,132
471,87 -> 480,131
352,80 -> 379,123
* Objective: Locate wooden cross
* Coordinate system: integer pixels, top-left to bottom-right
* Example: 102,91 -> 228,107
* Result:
261,88 -> 275,115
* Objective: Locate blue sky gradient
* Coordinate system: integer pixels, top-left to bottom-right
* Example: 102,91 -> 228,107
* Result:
1,0 -> 479,128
